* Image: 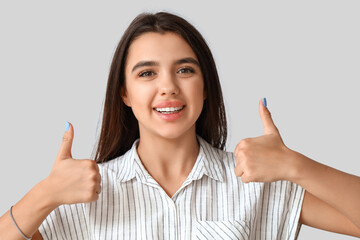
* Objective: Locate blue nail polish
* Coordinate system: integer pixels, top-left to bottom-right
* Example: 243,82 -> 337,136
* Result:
65,122 -> 70,132
262,98 -> 267,107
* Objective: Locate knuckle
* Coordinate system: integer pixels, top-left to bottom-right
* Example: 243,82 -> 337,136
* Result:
89,181 -> 97,190
240,138 -> 251,148
62,135 -> 71,142
238,148 -> 248,156
87,191 -> 97,200
89,172 -> 98,180
94,194 -> 100,201
237,149 -> 250,160
87,159 -> 95,166
84,160 -> 97,170
241,177 -> 250,183
234,166 -> 243,177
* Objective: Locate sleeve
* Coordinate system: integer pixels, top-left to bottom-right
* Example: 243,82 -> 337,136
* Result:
39,203 -> 90,240
248,180 -> 305,240
277,181 -> 305,240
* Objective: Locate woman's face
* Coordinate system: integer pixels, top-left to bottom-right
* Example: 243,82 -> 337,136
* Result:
122,32 -> 206,140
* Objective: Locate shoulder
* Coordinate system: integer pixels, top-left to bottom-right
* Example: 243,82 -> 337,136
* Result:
197,135 -> 236,166
210,144 -> 237,172
97,155 -> 124,173
96,154 -> 129,182
96,141 -> 137,182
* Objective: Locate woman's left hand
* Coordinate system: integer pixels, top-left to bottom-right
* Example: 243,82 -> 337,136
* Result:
234,98 -> 297,183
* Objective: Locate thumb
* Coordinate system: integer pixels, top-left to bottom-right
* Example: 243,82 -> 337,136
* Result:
259,98 -> 279,135
56,121 -> 74,160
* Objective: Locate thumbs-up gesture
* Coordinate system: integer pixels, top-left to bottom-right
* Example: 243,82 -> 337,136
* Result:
234,99 -> 295,183
45,122 -> 101,207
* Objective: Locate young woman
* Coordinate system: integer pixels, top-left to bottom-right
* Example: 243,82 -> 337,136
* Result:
1,11 -> 360,240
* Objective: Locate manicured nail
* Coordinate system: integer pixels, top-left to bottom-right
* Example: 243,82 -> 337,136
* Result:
65,122 -> 70,132
262,98 -> 267,107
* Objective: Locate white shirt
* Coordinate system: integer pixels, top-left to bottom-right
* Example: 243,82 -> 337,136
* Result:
39,135 -> 305,240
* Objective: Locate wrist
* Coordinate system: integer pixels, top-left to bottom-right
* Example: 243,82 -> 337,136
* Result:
283,148 -> 307,183
37,178 -> 61,210
6,178 -> 61,238
285,148 -> 316,184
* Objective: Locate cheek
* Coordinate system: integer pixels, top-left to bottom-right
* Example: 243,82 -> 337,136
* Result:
192,80 -> 205,101
184,80 -> 205,111
127,84 -> 154,110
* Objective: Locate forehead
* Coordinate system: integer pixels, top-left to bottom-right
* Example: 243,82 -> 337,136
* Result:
125,32 -> 198,71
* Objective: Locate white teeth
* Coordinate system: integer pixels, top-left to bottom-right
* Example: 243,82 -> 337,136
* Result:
155,106 -> 184,112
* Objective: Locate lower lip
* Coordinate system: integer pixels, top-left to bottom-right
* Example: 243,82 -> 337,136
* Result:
153,107 -> 185,121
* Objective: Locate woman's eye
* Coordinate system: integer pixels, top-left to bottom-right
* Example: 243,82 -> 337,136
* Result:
138,68 -> 194,77
139,70 -> 155,78
178,67 -> 195,74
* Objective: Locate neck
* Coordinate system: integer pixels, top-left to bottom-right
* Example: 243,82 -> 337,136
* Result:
136,128 -> 199,180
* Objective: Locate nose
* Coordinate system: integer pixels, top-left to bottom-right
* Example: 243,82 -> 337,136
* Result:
158,72 -> 179,96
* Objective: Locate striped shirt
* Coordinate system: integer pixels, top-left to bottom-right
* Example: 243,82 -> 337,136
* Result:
39,135 -> 305,240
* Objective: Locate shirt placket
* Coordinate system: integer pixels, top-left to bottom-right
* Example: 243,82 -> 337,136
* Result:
168,197 -> 179,240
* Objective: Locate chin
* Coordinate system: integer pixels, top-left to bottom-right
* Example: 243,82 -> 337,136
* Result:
139,119 -> 196,140
155,130 -> 186,140
155,125 -> 196,140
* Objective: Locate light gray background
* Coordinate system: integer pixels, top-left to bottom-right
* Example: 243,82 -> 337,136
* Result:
1,1 -> 359,239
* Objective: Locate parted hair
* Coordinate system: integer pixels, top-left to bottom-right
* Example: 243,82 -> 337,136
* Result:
93,11 -> 227,163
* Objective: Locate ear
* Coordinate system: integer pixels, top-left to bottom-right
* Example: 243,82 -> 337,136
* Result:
121,87 -> 131,107
203,89 -> 207,101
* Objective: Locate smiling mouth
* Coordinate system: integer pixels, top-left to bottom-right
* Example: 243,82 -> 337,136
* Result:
153,105 -> 185,114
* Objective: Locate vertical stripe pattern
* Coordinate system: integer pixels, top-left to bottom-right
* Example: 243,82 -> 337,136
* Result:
39,135 -> 305,240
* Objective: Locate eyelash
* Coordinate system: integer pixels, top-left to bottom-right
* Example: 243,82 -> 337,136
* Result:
138,67 -> 195,78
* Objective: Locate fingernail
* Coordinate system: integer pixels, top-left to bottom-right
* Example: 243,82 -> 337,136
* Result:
262,98 -> 267,107
65,122 -> 70,132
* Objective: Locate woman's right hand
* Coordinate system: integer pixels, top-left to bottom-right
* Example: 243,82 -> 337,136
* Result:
44,122 -> 101,207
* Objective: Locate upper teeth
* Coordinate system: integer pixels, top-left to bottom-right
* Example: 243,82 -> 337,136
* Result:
155,106 -> 184,112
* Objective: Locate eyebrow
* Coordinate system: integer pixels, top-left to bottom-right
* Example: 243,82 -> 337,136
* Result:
131,57 -> 200,73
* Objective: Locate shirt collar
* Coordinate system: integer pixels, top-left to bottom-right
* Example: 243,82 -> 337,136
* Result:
116,135 -> 224,183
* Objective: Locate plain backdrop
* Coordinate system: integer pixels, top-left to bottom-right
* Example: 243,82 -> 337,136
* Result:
1,1 -> 359,239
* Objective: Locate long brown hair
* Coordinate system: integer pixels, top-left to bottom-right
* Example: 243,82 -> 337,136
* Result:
93,11 -> 227,163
